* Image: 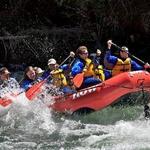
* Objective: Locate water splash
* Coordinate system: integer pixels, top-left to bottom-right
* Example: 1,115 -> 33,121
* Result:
0,83 -> 150,149
0,84 -> 59,149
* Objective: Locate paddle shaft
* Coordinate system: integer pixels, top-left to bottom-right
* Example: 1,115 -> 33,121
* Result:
27,54 -> 75,98
59,54 -> 72,67
27,54 -> 75,97
111,42 -> 146,65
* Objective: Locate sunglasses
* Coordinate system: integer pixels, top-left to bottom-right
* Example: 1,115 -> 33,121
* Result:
80,52 -> 88,55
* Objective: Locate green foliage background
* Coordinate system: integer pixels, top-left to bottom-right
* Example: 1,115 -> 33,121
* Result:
0,0 -> 150,66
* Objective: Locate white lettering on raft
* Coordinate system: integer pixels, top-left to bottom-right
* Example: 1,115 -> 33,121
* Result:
73,88 -> 97,100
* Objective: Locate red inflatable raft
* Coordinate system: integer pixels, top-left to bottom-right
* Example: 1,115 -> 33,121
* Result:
51,70 -> 150,114
0,70 -> 150,114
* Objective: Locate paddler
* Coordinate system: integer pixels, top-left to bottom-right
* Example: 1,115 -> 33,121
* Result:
104,40 -> 150,77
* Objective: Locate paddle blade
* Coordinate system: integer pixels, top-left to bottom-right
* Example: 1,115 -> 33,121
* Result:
0,98 -> 12,107
26,80 -> 45,100
73,72 -> 84,88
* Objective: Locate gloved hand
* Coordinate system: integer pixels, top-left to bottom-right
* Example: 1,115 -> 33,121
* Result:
107,40 -> 112,49
144,63 -> 150,69
70,51 -> 75,58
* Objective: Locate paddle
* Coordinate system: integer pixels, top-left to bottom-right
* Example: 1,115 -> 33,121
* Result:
0,52 -> 76,105
25,79 -> 47,100
59,51 -> 75,66
111,42 -> 146,65
73,72 -> 84,88
72,66 -> 108,88
26,51 -> 75,100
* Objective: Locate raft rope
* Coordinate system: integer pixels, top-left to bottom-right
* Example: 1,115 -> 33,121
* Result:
137,71 -> 148,99
137,78 -> 145,99
141,83 -> 145,99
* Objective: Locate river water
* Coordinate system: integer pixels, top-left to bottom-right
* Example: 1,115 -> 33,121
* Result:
0,89 -> 150,150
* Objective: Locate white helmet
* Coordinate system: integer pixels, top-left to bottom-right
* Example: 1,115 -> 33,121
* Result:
47,58 -> 56,65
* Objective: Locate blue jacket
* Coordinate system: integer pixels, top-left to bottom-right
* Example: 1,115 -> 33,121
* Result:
41,69 -> 51,80
104,50 -> 144,71
71,58 -> 85,77
20,79 -> 34,91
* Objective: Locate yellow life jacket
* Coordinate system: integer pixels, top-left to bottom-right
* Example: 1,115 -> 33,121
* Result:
83,58 -> 95,77
112,58 -> 131,76
95,65 -> 105,81
51,69 -> 67,87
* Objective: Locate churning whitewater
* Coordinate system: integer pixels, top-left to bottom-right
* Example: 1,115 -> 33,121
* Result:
0,83 -> 150,150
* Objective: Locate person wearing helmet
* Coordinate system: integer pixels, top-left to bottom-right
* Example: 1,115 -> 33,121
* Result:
42,51 -> 75,81
104,40 -> 150,77
42,58 -> 75,94
47,58 -> 68,88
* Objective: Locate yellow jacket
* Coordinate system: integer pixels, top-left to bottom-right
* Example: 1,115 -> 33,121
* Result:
112,58 -> 131,76
51,69 -> 67,87
83,58 -> 105,81
83,58 -> 95,77
95,65 -> 105,81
